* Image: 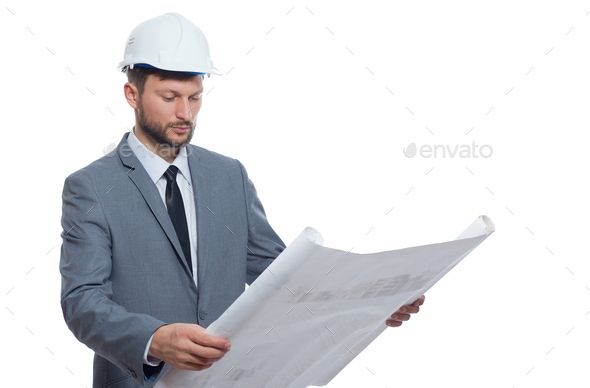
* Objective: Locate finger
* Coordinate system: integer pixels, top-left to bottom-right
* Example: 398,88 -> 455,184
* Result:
385,319 -> 402,327
390,313 -> 411,321
412,295 -> 426,307
185,352 -> 221,365
187,342 -> 228,360
188,328 -> 231,351
170,354 -> 210,370
176,350 -> 222,370
399,305 -> 420,314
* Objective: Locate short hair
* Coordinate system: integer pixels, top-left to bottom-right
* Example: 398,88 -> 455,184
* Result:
126,66 -> 204,96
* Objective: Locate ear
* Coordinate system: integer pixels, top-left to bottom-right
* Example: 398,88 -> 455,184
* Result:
123,82 -> 140,109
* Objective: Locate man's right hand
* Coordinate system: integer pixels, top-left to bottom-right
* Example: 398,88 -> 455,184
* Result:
149,323 -> 231,371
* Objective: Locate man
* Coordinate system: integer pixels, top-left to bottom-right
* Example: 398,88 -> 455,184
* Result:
59,12 -> 424,388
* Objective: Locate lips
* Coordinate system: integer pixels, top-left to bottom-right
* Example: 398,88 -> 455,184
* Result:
171,126 -> 190,134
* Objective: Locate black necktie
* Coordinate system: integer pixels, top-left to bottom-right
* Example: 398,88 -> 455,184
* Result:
163,165 -> 192,275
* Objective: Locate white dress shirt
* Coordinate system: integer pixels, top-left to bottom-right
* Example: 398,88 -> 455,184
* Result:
126,129 -> 198,366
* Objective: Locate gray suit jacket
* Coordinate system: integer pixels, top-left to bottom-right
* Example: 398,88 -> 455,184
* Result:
59,132 -> 286,387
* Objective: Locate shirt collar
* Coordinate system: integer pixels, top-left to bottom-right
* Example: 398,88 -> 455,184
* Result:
127,128 -> 192,185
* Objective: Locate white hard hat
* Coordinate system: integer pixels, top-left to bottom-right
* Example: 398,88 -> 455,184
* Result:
117,12 -> 221,76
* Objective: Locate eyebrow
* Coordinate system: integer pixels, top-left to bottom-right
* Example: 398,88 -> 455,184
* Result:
158,89 -> 203,96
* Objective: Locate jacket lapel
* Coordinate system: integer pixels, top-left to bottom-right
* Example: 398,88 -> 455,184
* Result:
116,133 -> 197,286
187,145 -> 211,293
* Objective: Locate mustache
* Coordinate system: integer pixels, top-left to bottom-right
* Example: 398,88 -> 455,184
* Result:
169,122 -> 194,128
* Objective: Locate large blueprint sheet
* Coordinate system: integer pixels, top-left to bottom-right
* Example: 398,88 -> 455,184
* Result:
157,215 -> 495,388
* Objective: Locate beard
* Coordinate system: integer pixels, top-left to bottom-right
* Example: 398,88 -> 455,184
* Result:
136,99 -> 195,149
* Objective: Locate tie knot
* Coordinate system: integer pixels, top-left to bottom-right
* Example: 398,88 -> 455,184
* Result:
164,165 -> 180,182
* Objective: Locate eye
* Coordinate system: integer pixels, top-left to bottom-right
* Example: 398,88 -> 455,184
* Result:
163,96 -> 175,102
191,95 -> 202,101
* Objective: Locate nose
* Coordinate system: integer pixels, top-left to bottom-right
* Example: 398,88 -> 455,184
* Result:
175,98 -> 192,121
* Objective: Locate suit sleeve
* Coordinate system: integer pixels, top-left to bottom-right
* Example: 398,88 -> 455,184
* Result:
59,170 -> 166,384
236,160 -> 286,284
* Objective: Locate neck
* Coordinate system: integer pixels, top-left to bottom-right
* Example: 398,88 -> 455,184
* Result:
133,125 -> 179,164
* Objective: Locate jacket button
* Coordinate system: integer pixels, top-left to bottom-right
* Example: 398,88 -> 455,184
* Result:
198,310 -> 207,320
128,369 -> 137,378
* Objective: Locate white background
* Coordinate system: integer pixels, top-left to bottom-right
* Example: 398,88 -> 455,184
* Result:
1,1 -> 589,387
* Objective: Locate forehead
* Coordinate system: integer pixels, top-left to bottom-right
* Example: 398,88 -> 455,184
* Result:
145,74 -> 203,93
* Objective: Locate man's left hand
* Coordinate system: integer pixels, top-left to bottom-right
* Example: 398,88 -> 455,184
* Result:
385,294 -> 426,327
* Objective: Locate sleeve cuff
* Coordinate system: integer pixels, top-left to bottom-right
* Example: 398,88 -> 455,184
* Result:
143,333 -> 163,366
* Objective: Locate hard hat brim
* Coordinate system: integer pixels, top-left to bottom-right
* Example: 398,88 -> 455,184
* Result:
118,62 -> 223,76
